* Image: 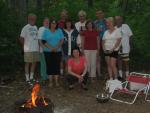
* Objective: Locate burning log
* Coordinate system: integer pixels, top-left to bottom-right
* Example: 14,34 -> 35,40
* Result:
15,83 -> 54,113
18,98 -> 54,113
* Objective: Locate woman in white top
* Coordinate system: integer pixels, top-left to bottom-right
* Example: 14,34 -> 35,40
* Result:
102,17 -> 122,80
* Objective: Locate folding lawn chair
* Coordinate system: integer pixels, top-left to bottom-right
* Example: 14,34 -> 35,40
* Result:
110,72 -> 150,104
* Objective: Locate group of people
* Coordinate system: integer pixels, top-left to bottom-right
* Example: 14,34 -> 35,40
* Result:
19,9 -> 133,90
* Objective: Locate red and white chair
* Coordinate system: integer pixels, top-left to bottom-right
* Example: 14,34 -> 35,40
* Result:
110,72 -> 150,104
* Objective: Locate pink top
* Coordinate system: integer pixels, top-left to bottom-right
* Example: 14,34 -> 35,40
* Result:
67,56 -> 86,75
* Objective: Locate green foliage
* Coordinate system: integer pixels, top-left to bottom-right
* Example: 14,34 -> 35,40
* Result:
0,1 -> 23,75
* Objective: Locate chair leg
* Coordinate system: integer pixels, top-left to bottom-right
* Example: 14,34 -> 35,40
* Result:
145,84 -> 150,102
110,87 -> 147,104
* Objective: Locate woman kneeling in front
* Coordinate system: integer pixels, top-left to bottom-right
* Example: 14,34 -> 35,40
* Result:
67,47 -> 88,90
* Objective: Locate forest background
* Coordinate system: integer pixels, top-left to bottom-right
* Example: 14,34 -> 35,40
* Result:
0,0 -> 149,79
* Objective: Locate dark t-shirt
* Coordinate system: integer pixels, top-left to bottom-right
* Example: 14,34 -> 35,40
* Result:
83,30 -> 99,50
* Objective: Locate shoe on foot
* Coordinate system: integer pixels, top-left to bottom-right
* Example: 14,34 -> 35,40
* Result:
48,83 -> 53,87
26,81 -> 33,86
68,85 -> 74,90
55,83 -> 60,87
82,84 -> 88,90
117,76 -> 123,81
91,79 -> 95,83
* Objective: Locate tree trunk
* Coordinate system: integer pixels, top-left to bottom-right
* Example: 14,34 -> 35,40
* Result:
87,0 -> 93,8
118,0 -> 128,13
37,0 -> 43,9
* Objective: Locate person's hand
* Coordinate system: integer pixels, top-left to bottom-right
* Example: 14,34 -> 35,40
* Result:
104,49 -> 113,54
104,50 -> 108,54
109,48 -> 114,53
81,74 -> 85,77
51,48 -> 57,52
78,76 -> 83,83
79,31 -> 83,35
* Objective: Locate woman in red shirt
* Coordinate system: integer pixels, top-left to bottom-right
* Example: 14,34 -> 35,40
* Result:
67,47 -> 88,90
81,19 -> 100,82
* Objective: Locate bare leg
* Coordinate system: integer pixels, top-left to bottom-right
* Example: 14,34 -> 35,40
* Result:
96,55 -> 101,77
49,75 -> 53,87
118,57 -> 123,77
54,75 -> 60,87
25,62 -> 30,81
65,61 -> 68,74
111,57 -> 118,79
60,59 -> 64,75
124,61 -> 129,78
105,56 -> 113,79
30,62 -> 37,80
30,62 -> 37,72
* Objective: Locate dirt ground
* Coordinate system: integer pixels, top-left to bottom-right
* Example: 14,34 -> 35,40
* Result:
0,76 -> 150,113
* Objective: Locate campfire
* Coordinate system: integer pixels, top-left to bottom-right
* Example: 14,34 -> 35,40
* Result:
16,83 -> 54,113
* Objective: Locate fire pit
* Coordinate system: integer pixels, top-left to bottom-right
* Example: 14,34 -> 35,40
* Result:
15,84 -> 54,113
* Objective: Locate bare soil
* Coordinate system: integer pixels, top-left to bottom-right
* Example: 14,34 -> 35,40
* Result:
0,77 -> 150,113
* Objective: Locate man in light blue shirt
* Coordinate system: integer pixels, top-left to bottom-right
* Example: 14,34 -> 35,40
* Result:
94,10 -> 107,79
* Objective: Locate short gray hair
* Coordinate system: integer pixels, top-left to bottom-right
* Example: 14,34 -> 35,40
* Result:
106,17 -> 115,26
78,10 -> 87,17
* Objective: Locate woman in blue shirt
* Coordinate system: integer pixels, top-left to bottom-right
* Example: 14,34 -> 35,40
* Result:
42,19 -> 64,87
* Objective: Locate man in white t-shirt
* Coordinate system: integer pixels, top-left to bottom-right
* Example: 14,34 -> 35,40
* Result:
19,13 -> 39,85
115,16 -> 133,79
75,10 -> 87,48
38,17 -> 49,82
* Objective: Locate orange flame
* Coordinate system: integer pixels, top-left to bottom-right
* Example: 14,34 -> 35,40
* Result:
23,83 -> 48,108
31,84 -> 40,107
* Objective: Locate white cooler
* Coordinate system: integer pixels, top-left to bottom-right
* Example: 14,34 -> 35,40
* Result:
106,79 -> 122,93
